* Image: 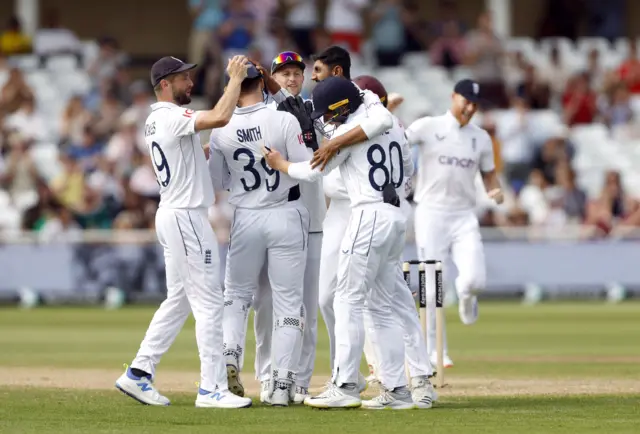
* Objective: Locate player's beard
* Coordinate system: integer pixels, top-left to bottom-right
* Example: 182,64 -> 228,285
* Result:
173,88 -> 191,106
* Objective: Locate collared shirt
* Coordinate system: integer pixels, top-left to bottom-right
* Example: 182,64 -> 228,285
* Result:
144,102 -> 212,209
406,110 -> 495,212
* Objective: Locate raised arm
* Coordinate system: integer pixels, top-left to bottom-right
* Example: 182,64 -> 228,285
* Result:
194,55 -> 249,131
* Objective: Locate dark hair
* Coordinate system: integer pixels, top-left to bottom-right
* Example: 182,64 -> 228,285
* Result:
240,76 -> 263,94
312,46 -> 351,80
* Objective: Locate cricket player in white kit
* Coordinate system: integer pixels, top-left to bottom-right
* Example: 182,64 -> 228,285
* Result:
349,75 -> 435,409
208,62 -> 311,406
265,77 -> 414,410
249,52 -> 326,404
406,79 -> 504,364
255,46 -> 393,401
115,55 -> 252,408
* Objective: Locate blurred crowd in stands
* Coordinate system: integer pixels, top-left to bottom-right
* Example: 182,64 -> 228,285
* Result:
0,0 -> 640,242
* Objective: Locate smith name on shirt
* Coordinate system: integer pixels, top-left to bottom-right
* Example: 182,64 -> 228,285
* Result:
237,126 -> 263,143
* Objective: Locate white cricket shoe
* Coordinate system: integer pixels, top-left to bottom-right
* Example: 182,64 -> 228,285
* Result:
259,380 -> 271,404
195,388 -> 252,408
459,294 -> 479,325
430,353 -> 454,369
270,381 -> 292,407
226,363 -> 244,397
361,387 -> 415,410
293,385 -> 309,404
410,376 -> 435,409
115,367 -> 170,406
304,382 -> 361,409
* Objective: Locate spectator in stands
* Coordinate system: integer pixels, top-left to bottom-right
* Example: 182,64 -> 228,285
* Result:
555,161 -> 587,222
518,169 -> 550,225
0,68 -> 33,117
325,0 -> 369,54
105,112 -> 140,177
538,46 -> 571,103
617,39 -> 640,94
87,37 -> 128,86
503,51 -> 528,93
562,72 -> 597,126
50,151 -> 85,212
250,18 -> 296,67
188,0 -> 224,67
600,82 -> 634,128
311,27 -> 332,53
21,179 -> 59,231
66,126 -> 104,173
586,48 -> 605,92
402,0 -> 428,53
0,16 -> 32,55
429,20 -> 465,72
3,94 -> 47,143
370,0 -> 406,67
121,80 -> 153,149
496,96 -> 532,192
585,170 -> 639,236
464,11 -> 508,108
93,89 -> 124,139
531,133 -> 571,185
283,0 -> 319,57
74,184 -> 118,229
218,0 -> 257,59
0,133 -> 38,212
38,201 -> 82,242
60,95 -> 92,147
33,9 -> 82,65
516,64 -> 550,109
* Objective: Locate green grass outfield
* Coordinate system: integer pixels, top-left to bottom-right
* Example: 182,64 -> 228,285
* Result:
1,302 -> 639,433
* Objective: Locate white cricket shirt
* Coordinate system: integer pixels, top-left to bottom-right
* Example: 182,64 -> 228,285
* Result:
323,113 -> 413,201
405,110 -> 495,212
287,105 -> 413,208
144,102 -> 213,209
208,102 -> 310,209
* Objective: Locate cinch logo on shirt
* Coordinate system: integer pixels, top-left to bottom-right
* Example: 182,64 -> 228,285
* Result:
438,155 -> 476,169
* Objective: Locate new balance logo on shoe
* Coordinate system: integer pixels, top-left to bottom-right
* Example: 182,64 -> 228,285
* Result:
137,382 -> 152,392
210,392 -> 224,401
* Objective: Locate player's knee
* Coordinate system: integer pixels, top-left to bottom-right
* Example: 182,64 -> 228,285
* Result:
456,269 -> 486,293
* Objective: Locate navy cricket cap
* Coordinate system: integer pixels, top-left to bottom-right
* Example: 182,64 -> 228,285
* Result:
453,79 -> 486,103
224,61 -> 262,85
150,56 -> 197,87
310,76 -> 361,120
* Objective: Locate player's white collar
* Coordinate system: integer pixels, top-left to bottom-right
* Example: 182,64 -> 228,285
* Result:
151,101 -> 180,110
234,102 -> 267,114
445,110 -> 465,129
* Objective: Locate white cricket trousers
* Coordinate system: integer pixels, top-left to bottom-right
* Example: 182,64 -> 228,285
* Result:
320,199 -> 432,380
132,207 -> 226,392
333,204 -> 408,390
253,232 -> 321,387
363,265 -> 433,379
414,203 -> 487,356
223,203 -> 309,384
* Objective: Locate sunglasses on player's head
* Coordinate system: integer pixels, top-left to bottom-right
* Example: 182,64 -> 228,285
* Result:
272,52 -> 304,71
